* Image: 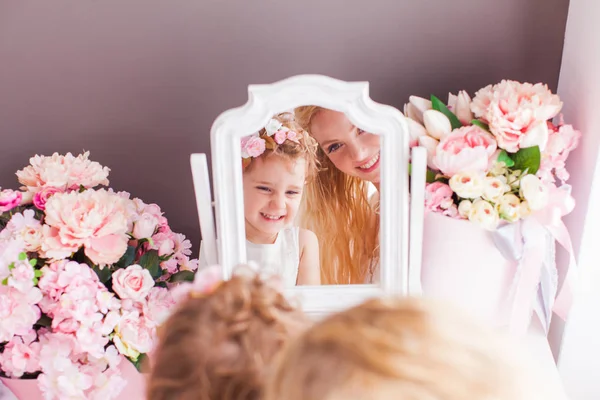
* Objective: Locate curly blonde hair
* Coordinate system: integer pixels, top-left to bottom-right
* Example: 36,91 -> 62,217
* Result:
244,112 -> 320,181
266,297 -> 554,400
147,273 -> 310,400
294,106 -> 379,284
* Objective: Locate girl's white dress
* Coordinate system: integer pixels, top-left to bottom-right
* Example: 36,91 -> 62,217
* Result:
199,226 -> 300,288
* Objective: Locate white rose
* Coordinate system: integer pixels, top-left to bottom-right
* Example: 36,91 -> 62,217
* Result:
519,175 -> 549,211
20,225 -> 43,252
519,200 -> 532,218
468,199 -> 499,231
111,264 -> 155,301
482,176 -> 509,202
458,200 -> 472,218
449,171 -> 484,199
496,194 -> 521,222
264,119 -> 283,136
132,212 -> 159,239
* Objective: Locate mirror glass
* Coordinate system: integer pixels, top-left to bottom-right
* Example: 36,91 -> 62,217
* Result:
238,108 -> 383,287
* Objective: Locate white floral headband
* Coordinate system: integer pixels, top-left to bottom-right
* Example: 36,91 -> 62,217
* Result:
241,119 -> 301,165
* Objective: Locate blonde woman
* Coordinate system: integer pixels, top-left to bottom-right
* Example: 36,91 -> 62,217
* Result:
265,297 -> 560,400
295,107 -> 381,284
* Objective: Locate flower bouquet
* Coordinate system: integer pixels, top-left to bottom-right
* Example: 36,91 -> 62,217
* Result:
404,80 -> 580,334
0,152 -> 198,399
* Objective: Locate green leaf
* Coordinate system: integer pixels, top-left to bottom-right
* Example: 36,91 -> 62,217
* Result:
116,245 -> 136,269
496,150 -> 515,167
139,250 -> 162,279
1,278 -> 7,285
8,262 -> 15,271
35,314 -> 52,327
170,270 -> 195,283
18,252 -> 27,261
34,269 -> 43,278
471,119 -> 490,131
430,95 -> 462,130
511,146 -> 541,175
29,258 -> 38,267
93,265 -> 112,283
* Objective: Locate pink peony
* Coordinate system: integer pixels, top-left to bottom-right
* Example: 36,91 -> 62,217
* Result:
433,125 -> 497,176
16,151 -> 110,193
471,80 -> 563,153
424,182 -> 459,218
41,189 -> 130,266
0,189 -> 23,212
242,136 -> 266,158
112,264 -> 155,301
33,186 -> 62,210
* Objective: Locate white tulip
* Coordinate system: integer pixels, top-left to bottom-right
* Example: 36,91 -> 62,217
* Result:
404,96 -> 432,124
423,109 -> 452,140
520,120 -> 549,151
454,90 -> 474,125
406,118 -> 428,143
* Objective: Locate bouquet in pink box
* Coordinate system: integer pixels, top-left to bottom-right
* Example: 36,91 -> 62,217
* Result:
404,79 -> 580,230
405,80 -> 581,335
0,152 -> 198,399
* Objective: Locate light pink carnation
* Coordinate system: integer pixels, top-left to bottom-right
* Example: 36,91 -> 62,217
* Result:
471,80 -> 563,153
433,125 -> 497,176
0,335 -> 41,377
16,151 -> 110,193
41,189 -> 129,266
424,182 -> 459,218
0,189 -> 23,212
33,186 -> 62,210
537,120 -> 581,184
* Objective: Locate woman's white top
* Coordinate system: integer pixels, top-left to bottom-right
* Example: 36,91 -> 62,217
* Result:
198,227 -> 300,288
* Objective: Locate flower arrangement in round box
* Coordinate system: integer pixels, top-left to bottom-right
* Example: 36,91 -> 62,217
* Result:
404,80 -> 581,334
0,152 -> 198,399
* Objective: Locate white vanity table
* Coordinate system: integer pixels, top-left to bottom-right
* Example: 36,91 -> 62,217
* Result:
190,74 -> 570,399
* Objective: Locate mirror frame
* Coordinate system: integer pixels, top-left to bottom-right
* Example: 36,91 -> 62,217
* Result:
207,74 -> 420,314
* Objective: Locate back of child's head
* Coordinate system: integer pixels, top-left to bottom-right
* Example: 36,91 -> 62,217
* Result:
147,268 -> 310,400
266,297 -> 555,400
241,112 -> 319,179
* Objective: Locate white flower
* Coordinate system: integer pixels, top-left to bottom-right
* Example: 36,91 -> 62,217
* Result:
404,95 -> 432,124
519,175 -> 549,211
519,200 -> 533,218
468,199 -> 499,230
458,200 -> 472,218
417,135 -> 439,169
423,110 -> 452,140
496,194 -> 521,222
482,176 -> 509,202
449,171 -> 484,199
264,119 -> 283,136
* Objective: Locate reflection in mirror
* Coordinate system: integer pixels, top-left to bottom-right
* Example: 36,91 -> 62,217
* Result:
237,108 -> 383,287
295,107 -> 381,286
239,112 -> 321,288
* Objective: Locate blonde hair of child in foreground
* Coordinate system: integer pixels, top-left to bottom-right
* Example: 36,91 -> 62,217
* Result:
266,297 -> 561,400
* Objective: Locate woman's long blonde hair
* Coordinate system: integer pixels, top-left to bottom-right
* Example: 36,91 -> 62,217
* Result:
295,106 -> 379,285
265,297 -> 554,400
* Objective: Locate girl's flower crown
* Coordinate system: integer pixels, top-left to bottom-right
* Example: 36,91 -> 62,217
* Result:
241,118 -> 301,162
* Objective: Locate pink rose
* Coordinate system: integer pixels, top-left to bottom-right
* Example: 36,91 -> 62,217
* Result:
274,130 -> 287,144
424,182 -> 459,218
243,136 -> 266,158
0,189 -> 23,212
112,264 -> 155,301
286,130 -> 300,143
144,287 -> 176,325
433,125 -> 497,176
33,186 -> 62,210
41,189 -> 129,266
132,212 -> 159,239
471,80 -> 563,153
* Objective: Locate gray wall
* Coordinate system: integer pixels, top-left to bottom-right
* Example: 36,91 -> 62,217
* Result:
0,0 -> 570,254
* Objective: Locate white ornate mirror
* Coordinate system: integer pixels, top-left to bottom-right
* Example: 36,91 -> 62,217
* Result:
194,74 -> 427,315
